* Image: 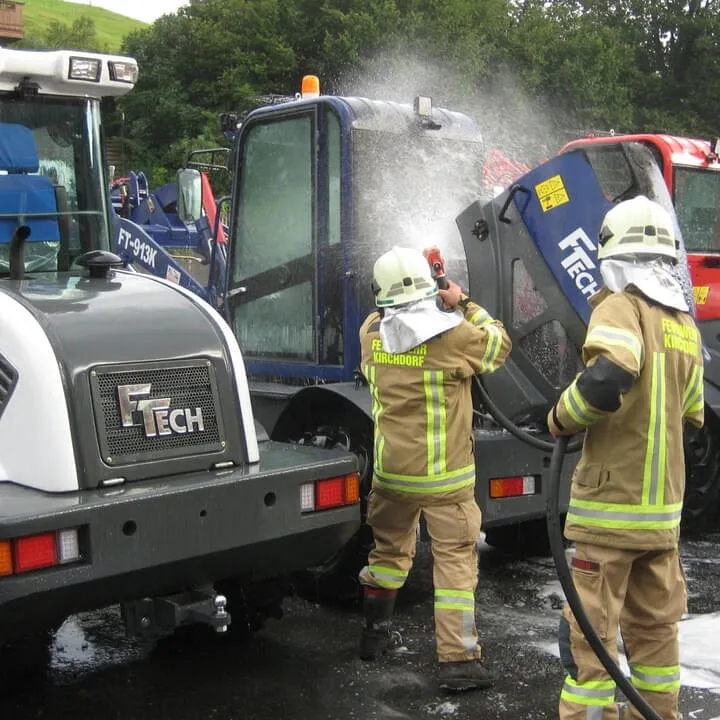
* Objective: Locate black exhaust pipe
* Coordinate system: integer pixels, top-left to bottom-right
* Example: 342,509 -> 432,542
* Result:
9,225 -> 31,280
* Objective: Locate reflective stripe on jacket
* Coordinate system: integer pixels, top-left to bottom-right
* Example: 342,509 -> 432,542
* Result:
360,298 -> 511,494
554,288 -> 704,550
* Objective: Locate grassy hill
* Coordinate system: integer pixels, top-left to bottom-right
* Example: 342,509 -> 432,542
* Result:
22,0 -> 148,53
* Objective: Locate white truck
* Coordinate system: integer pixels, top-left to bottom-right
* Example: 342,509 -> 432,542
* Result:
0,48 -> 360,655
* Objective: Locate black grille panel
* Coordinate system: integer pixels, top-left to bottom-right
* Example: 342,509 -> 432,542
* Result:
0,353 -> 18,419
91,360 -> 225,466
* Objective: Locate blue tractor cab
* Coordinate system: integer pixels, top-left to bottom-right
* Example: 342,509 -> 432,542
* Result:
224,93 -> 486,408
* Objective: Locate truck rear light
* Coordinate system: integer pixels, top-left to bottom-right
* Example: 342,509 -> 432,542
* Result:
0,540 -> 12,576
0,527 -> 83,578
316,477 -> 345,510
345,472 -> 360,504
300,483 -> 315,512
57,529 -> 81,564
489,475 -> 537,499
300,472 -> 362,512
14,533 -> 57,573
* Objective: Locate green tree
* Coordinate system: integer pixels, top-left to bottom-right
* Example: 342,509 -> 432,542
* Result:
20,17 -> 107,53
112,0 -> 720,177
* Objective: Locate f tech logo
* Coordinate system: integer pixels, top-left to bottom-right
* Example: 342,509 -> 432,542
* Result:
117,383 -> 204,438
558,228 -> 600,299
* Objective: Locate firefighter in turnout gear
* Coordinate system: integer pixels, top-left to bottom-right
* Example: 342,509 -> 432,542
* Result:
548,196 -> 704,720
357,245 -> 511,692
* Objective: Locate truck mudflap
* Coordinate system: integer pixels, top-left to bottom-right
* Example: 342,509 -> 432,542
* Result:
0,441 -> 360,639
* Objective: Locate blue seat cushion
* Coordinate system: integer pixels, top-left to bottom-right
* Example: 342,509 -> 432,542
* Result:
0,174 -> 60,243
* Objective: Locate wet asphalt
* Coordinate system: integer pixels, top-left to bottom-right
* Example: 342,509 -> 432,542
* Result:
3,533 -> 720,720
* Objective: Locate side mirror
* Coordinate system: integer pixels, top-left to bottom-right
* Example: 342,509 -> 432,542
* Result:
176,167 -> 203,224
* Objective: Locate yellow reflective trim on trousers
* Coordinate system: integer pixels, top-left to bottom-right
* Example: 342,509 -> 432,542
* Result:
561,676 -> 615,706
642,353 -> 666,506
424,370 -> 447,475
374,465 -> 476,494
586,326 -> 642,367
435,589 -> 475,609
366,365 -> 386,473
567,498 -> 682,530
434,590 -> 478,653
562,382 -> 604,427
368,565 -> 408,589
630,664 -> 681,692
435,602 -> 475,610
435,589 -> 474,599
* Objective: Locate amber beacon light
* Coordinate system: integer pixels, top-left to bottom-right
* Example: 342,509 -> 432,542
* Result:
301,74 -> 320,99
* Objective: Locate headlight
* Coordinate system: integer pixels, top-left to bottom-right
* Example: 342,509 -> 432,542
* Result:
108,61 -> 139,84
68,56 -> 102,82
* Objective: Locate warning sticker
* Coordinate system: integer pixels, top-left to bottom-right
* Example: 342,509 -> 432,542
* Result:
694,285 -> 710,305
535,174 -> 570,212
166,266 -> 181,284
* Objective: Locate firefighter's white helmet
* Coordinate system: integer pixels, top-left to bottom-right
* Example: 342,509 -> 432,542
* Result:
372,245 -> 438,308
597,195 -> 678,262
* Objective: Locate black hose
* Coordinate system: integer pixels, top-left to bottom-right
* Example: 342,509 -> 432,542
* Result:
473,374 -> 661,718
472,376 -> 583,453
548,437 -> 663,720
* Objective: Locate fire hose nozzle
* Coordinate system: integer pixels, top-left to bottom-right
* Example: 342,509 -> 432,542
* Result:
423,245 -> 449,290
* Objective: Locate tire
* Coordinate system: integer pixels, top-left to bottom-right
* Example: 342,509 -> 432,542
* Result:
682,411 -> 720,535
274,397 -> 374,606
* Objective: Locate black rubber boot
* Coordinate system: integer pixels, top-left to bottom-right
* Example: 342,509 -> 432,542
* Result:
438,659 -> 494,692
359,587 -> 400,661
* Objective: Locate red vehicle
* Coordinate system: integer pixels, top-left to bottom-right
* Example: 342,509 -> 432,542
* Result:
560,133 -> 720,531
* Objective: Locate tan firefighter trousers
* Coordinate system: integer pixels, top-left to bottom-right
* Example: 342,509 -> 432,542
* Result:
359,484 -> 483,663
559,542 -> 687,720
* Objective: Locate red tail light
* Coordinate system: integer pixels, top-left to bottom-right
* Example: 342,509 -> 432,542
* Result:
14,533 -> 57,573
316,477 -> 345,510
301,472 -> 361,513
0,528 -> 83,579
489,475 -> 537,499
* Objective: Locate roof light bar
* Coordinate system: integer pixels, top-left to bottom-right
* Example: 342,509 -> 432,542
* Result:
108,60 -> 139,84
69,56 -> 102,82
0,48 -> 139,98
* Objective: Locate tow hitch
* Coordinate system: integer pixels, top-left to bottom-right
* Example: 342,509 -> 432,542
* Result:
121,586 -> 231,639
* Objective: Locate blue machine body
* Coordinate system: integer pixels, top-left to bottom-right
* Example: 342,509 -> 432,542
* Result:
110,170 -> 227,307
509,153 -> 612,324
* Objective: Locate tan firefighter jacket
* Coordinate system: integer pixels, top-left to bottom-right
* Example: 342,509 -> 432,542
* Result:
549,287 -> 704,550
359,297 -> 511,495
